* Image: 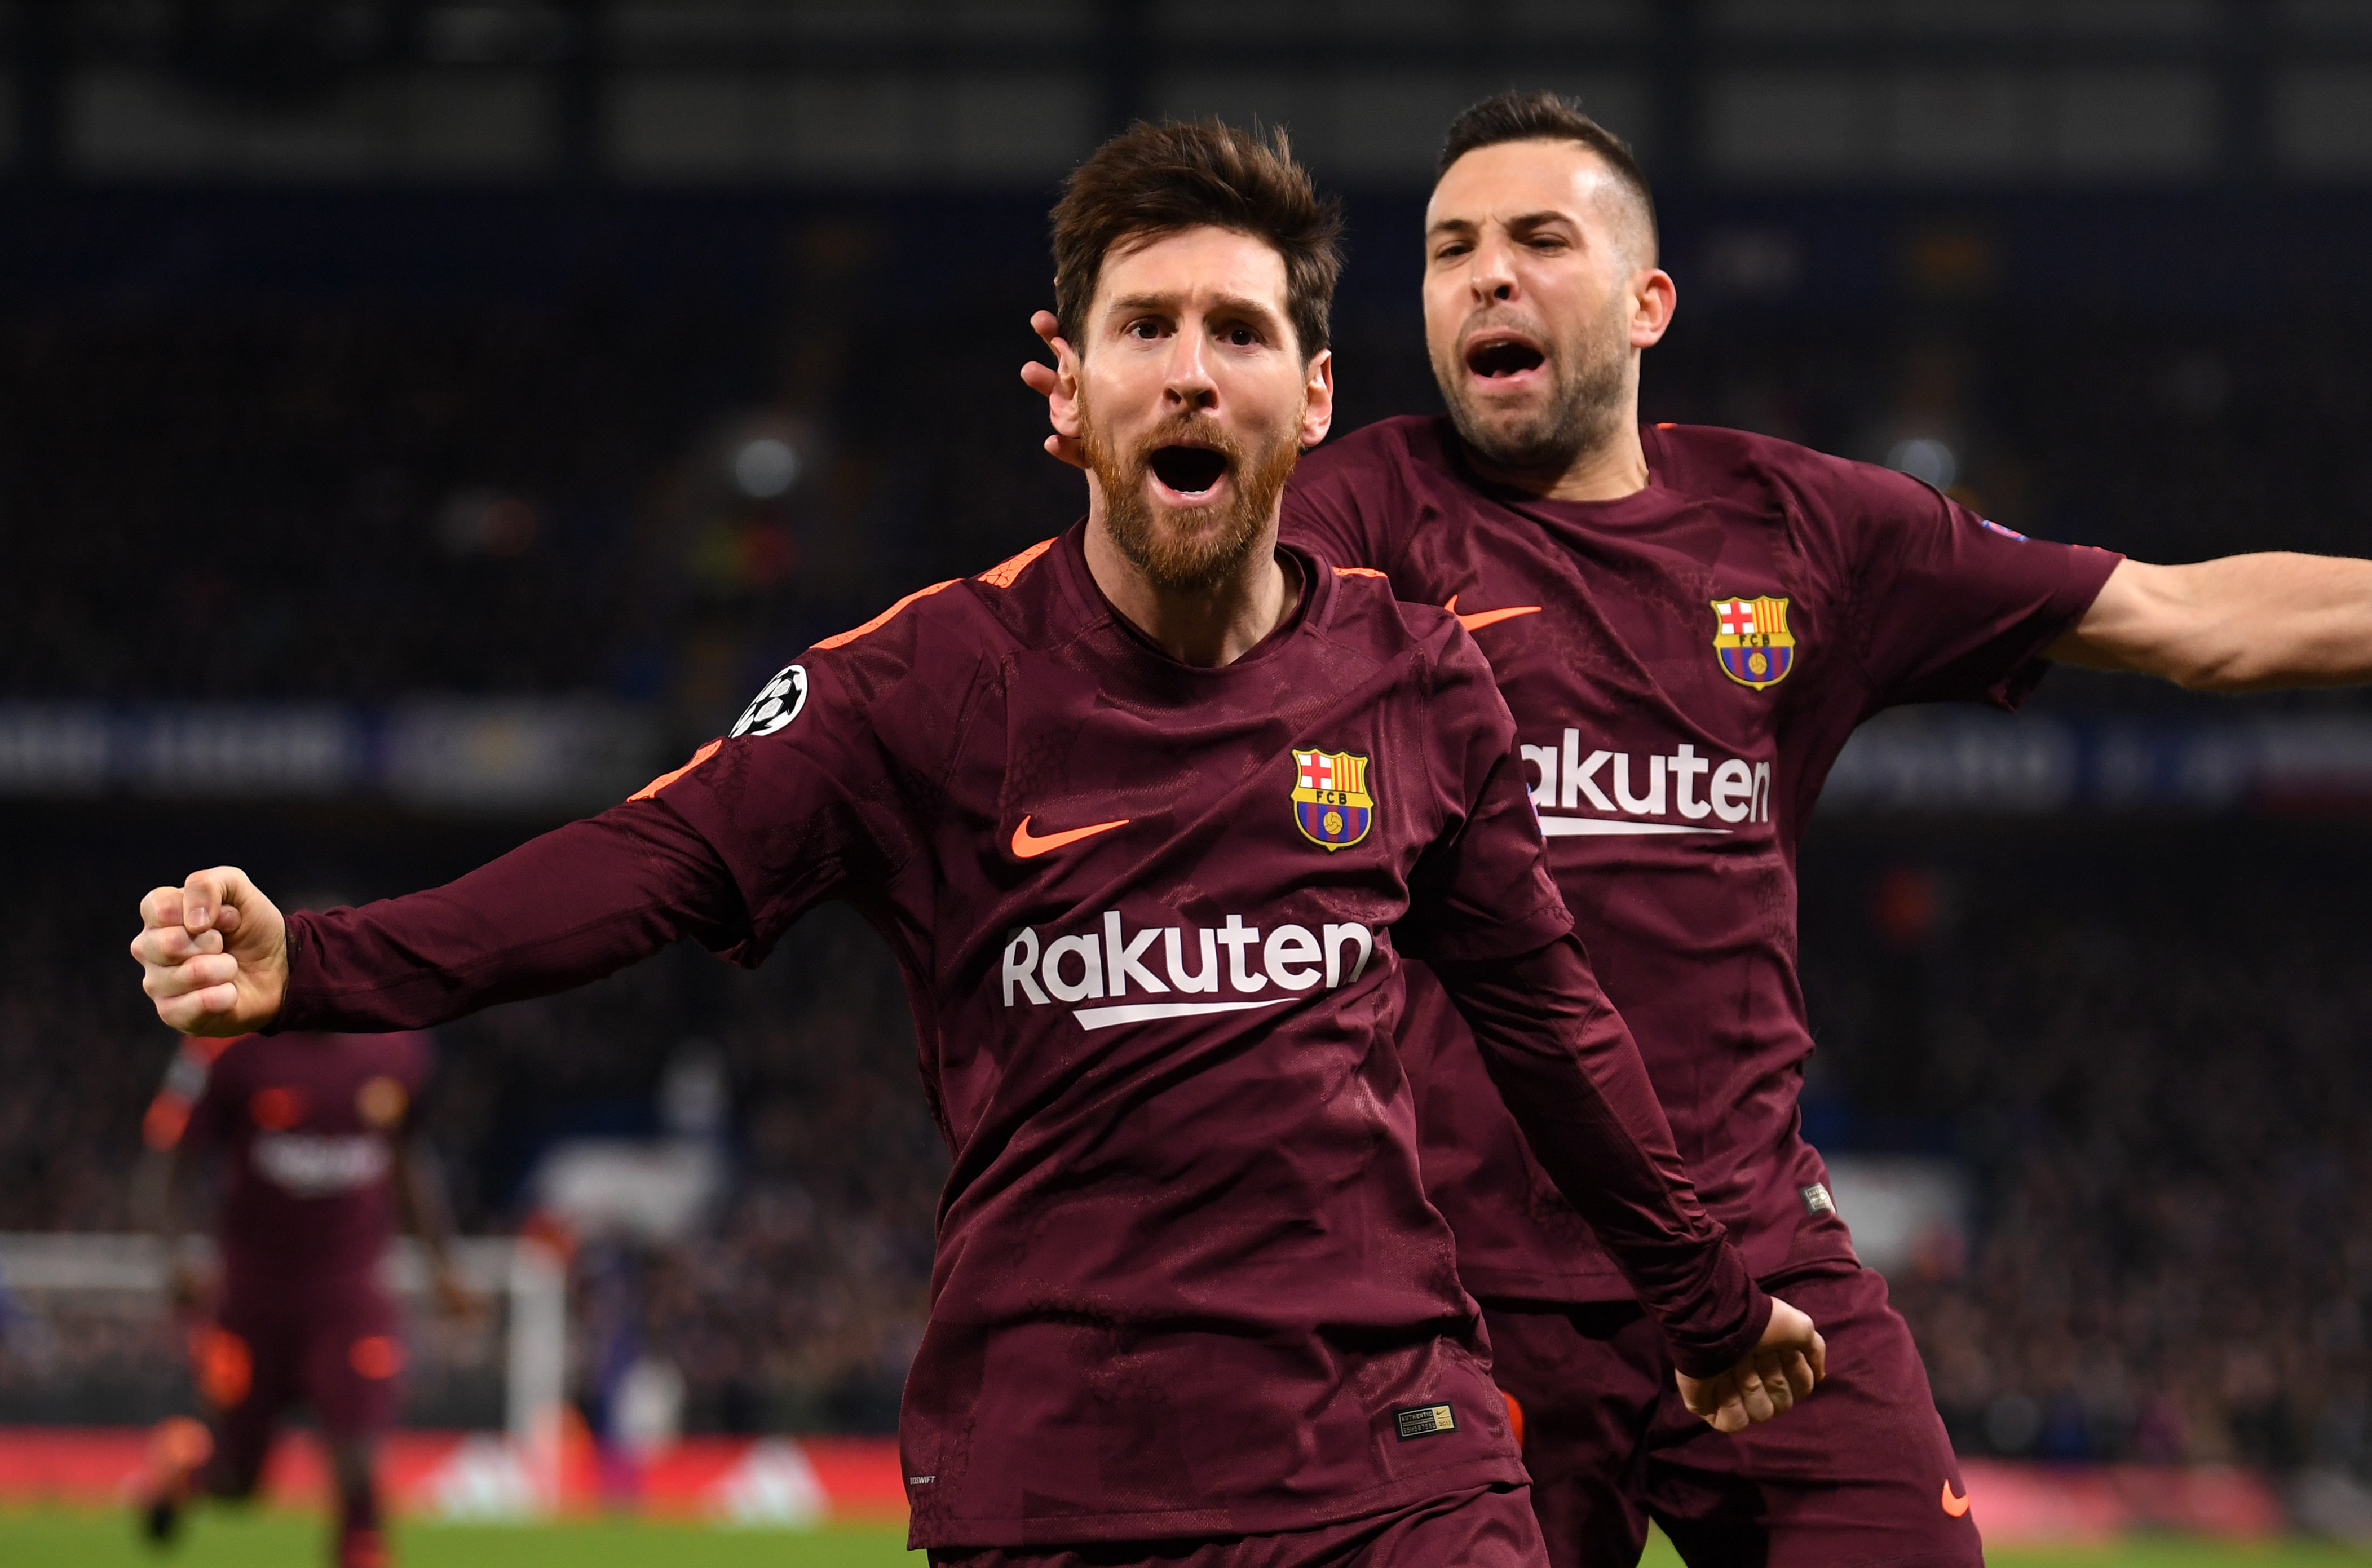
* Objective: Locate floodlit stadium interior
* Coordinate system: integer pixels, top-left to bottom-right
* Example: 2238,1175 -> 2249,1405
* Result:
5,0 -> 2372,1556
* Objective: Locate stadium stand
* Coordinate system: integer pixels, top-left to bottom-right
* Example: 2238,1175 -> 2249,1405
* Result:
3,189 -> 2368,1483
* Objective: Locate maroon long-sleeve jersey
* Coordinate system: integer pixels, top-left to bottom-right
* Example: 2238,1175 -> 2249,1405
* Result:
274,524 -> 1766,1548
1283,417 -> 2124,1303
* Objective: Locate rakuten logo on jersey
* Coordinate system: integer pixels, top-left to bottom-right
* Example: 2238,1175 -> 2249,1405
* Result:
1002,912 -> 1377,1031
253,1132 -> 390,1196
1520,729 -> 1770,838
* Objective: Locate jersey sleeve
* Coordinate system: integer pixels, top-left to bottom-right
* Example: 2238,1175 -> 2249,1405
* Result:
1823,461 -> 2124,711
1397,622 -> 1574,963
650,585 -> 982,958
1432,936 -> 1771,1377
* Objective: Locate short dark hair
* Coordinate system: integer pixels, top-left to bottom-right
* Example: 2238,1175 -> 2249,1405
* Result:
1437,91 -> 1658,263
1051,119 -> 1345,364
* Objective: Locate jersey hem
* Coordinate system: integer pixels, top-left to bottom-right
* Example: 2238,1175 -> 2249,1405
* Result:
903,1455 -> 1528,1551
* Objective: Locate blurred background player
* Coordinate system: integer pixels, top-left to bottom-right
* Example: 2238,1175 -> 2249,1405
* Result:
132,1028 -> 472,1568
1024,92 -> 2372,1568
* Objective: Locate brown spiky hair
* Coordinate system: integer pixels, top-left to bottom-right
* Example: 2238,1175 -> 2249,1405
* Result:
1438,90 -> 1658,264
1050,119 -> 1345,365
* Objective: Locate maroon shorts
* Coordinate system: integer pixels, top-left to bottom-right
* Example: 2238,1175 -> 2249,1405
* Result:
193,1288 -> 404,1491
1484,1260 -> 1980,1568
928,1483 -> 1544,1568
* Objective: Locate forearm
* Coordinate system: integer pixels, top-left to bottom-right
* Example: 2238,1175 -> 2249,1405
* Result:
2056,553 -> 2372,690
278,800 -> 745,1032
392,1141 -> 457,1262
1434,935 -> 1770,1377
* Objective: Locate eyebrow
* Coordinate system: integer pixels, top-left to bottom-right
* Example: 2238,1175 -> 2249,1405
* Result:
1104,291 -> 1286,327
1428,209 -> 1579,239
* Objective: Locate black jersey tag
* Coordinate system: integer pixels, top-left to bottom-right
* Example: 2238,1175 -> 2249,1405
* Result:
1394,1402 -> 1456,1439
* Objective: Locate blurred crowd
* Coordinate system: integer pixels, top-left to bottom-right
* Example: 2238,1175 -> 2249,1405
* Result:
1805,841 -> 2372,1477
5,828 -> 2369,1469
5,198 -> 2371,1456
7,230 -> 2372,734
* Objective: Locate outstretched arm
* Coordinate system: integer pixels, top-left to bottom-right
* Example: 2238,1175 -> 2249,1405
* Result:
1433,936 -> 1826,1432
2049,554 -> 2372,690
132,800 -> 743,1037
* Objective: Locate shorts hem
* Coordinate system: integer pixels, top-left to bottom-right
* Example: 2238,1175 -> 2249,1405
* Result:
905,1457 -> 1529,1551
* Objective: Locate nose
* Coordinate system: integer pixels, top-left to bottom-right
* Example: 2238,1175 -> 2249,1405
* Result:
1470,232 -> 1518,304
1163,328 -> 1218,412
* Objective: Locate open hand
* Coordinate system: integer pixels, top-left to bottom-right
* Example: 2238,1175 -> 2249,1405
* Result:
131,868 -> 289,1036
1674,1295 -> 1826,1433
1019,310 -> 1088,470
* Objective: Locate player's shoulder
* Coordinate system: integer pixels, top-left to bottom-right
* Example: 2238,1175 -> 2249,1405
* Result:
784,534 -> 1072,691
1647,422 -> 1934,520
202,1033 -> 262,1076
1313,552 -> 1486,676
1296,415 -> 1463,498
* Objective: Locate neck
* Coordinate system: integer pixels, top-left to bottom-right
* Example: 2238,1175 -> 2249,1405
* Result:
1082,492 -> 1299,668
1463,413 -> 1650,502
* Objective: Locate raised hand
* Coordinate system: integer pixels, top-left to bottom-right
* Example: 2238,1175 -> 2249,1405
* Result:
1675,1295 -> 1826,1433
1019,309 -> 1088,470
131,868 -> 289,1036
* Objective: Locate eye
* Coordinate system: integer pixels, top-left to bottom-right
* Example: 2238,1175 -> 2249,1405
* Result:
1221,324 -> 1263,348
1526,235 -> 1569,253
1125,317 -> 1168,341
1432,241 -> 1471,263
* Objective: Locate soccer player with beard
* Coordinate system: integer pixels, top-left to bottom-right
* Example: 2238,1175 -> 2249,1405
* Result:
130,121 -> 1825,1568
1023,94 -> 2372,1568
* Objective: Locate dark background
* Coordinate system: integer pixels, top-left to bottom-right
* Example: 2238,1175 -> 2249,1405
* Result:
2,0 -> 2369,1473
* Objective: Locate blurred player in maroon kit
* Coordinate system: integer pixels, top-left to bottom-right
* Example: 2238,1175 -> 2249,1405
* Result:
1022,94 -> 2372,1568
132,1028 -> 472,1568
130,122 -> 1828,1567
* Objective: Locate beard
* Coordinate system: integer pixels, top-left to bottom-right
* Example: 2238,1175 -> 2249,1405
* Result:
1082,403 -> 1303,594
1430,292 -> 1631,478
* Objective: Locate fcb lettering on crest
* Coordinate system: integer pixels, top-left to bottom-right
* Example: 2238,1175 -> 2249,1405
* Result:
1710,595 -> 1797,690
1291,749 -> 1375,851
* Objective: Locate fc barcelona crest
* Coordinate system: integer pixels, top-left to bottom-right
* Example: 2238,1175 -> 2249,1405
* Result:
1292,749 -> 1375,851
1710,595 -> 1796,690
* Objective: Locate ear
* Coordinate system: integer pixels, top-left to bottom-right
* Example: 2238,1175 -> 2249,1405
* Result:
1631,268 -> 1677,350
1049,334 -> 1086,440
1298,348 -> 1335,449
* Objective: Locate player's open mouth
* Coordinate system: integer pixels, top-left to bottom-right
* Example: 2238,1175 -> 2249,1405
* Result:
1464,334 -> 1547,381
1148,444 -> 1231,501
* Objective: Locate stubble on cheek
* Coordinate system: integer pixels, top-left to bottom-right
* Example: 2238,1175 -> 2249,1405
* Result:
1430,292 -> 1632,474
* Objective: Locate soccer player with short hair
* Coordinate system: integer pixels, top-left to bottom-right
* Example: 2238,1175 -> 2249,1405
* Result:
132,1028 -> 470,1568
1023,92 -> 2372,1568
130,121 -> 1823,1567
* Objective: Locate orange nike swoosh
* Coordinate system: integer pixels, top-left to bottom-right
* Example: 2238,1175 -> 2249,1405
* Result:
1011,815 -> 1131,859
1444,594 -> 1543,633
1941,1480 -> 1970,1518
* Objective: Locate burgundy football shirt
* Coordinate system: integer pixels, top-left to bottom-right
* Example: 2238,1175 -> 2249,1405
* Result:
158,1030 -> 430,1309
269,523 -> 1768,1548
1284,417 -> 2124,1302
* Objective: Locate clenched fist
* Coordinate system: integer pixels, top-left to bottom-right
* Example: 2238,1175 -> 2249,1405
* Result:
131,868 -> 289,1036
1674,1295 -> 1826,1433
